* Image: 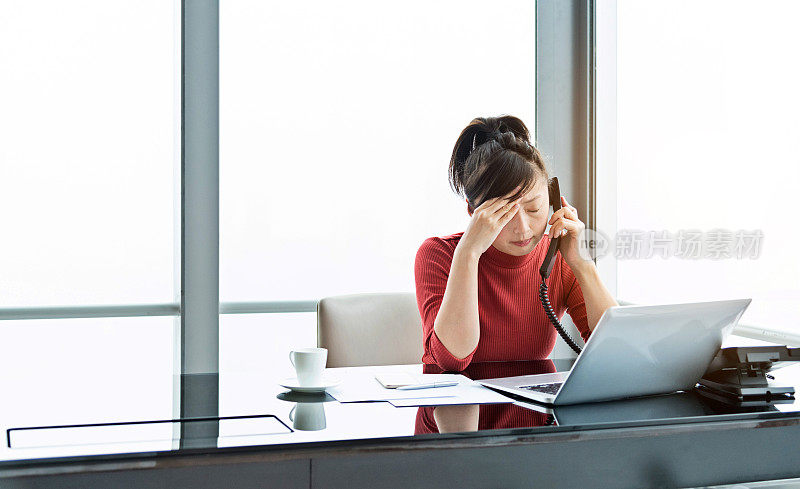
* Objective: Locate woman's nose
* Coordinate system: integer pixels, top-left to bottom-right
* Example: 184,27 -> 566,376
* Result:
511,210 -> 531,234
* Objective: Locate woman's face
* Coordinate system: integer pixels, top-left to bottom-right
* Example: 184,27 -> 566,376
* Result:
469,179 -> 550,256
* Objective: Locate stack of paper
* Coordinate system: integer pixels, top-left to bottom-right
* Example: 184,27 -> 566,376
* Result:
326,371 -> 511,407
388,382 -> 510,407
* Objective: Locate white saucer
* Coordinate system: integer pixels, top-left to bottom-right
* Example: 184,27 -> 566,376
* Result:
279,375 -> 342,393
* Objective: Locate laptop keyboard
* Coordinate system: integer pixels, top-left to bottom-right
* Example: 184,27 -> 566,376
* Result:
518,382 -> 562,395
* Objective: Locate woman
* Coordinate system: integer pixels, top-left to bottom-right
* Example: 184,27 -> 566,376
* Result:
415,115 -> 617,372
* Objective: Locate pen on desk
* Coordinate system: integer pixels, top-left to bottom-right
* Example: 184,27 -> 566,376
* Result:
396,381 -> 459,391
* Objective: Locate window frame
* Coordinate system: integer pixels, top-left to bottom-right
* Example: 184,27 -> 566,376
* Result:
5,0 -> 790,381
0,0 -> 598,375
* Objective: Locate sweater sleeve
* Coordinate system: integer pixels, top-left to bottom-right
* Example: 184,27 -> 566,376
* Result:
414,238 -> 477,371
560,257 -> 592,343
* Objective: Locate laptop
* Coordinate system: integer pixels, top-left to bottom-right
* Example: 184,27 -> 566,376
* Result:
478,299 -> 751,406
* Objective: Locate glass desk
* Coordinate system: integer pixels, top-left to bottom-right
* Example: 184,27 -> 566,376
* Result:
2,359 -> 800,488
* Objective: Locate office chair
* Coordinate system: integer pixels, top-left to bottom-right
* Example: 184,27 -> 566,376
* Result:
317,292 -> 424,367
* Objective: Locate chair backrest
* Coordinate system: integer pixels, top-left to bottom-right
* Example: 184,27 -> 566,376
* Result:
317,292 -> 424,367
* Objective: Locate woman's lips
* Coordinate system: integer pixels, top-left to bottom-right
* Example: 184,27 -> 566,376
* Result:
512,238 -> 532,247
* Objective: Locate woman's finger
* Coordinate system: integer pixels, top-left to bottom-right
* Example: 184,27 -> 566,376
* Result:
498,201 -> 521,224
484,199 -> 514,219
477,195 -> 518,215
548,208 -> 563,225
549,206 -> 579,224
550,218 -> 562,238
490,197 -> 523,217
561,196 -> 576,213
549,207 -> 569,225
474,197 -> 499,212
551,217 -> 580,238
560,196 -> 578,216
562,206 -> 579,221
486,185 -> 523,213
562,217 -> 584,236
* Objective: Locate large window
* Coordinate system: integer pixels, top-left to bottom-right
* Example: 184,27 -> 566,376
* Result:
601,0 -> 799,335
2,1 -> 538,380
0,1 -> 177,388
6,0 -> 793,389
219,0 -> 537,373
0,0 -> 177,307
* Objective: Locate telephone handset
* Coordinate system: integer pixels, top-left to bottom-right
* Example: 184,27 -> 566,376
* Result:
538,177 -> 584,354
539,177 -> 563,280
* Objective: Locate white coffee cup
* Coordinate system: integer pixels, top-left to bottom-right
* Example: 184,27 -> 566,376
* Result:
289,347 -> 328,386
289,402 -> 327,431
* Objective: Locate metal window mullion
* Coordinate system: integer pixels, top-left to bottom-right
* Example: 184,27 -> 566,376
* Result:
536,0 -> 594,348
175,0 -> 220,446
219,301 -> 318,314
586,0 -> 596,235
535,0 -> 592,225
595,0 -> 618,299
0,304 -> 180,321
180,0 -> 219,376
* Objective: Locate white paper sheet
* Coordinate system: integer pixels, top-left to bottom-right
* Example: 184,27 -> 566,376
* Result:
388,383 -> 512,407
327,372 -> 471,403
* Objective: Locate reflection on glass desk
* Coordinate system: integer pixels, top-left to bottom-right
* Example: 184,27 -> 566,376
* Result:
415,360 -> 795,434
7,414 -> 292,450
1,359 -> 799,468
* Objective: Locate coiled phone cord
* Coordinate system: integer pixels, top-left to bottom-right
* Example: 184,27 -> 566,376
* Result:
538,281 -> 583,355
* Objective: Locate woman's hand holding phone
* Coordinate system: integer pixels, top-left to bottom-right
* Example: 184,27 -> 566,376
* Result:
547,195 -> 587,270
457,196 -> 522,258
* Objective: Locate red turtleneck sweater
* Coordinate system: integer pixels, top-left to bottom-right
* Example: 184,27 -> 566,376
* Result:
414,232 -> 591,371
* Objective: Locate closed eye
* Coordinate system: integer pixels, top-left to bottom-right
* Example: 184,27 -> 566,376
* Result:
527,208 -> 540,213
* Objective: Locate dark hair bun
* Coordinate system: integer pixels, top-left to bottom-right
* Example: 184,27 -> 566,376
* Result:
451,116 -> 532,172
449,115 -> 546,211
